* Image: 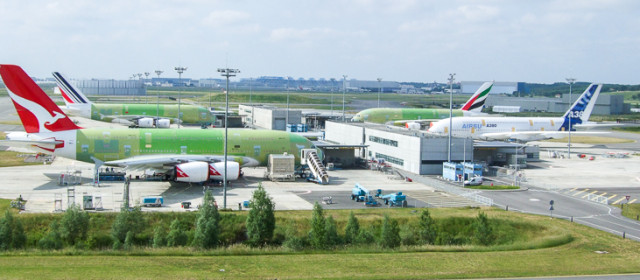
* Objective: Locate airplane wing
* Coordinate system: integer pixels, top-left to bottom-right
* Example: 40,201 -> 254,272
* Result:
105,154 -> 260,171
0,139 -> 58,154
479,131 -> 610,142
390,119 -> 440,126
574,122 -> 624,130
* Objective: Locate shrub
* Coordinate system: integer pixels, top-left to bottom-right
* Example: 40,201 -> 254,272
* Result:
111,206 -> 144,244
283,222 -> 305,250
474,212 -> 495,246
418,209 -> 438,245
378,214 -> 400,248
192,190 -> 220,249
124,231 -> 135,250
0,210 -> 26,250
246,185 -> 276,247
87,232 -> 113,250
344,212 -> 360,244
167,218 -> 188,247
324,216 -> 341,247
308,202 -> 326,249
37,220 -> 63,250
152,225 -> 167,248
356,227 -> 376,245
59,204 -> 90,246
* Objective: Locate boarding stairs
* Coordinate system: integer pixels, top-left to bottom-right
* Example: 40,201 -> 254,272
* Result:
301,149 -> 329,184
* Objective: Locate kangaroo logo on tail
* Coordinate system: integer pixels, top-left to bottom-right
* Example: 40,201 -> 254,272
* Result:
0,65 -> 81,133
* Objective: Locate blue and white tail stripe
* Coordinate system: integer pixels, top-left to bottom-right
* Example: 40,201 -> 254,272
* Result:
52,72 -> 90,105
560,83 -> 602,131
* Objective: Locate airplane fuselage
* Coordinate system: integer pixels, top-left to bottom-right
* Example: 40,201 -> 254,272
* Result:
89,104 -> 213,124
430,117 -> 567,140
352,108 -> 464,123
14,128 -> 317,166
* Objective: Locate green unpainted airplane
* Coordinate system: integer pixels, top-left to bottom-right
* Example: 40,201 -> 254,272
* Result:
53,71 -> 212,127
351,82 -> 493,125
2,65 -> 321,183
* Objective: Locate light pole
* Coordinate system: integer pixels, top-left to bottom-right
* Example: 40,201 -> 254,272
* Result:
566,78 -> 576,159
174,66 -> 187,129
249,77 -> 253,128
144,72 -> 150,104
217,67 -> 240,210
330,78 -> 335,117
447,73 -> 456,162
286,77 -> 290,128
377,78 -> 382,108
154,70 -> 163,120
342,75 -> 347,122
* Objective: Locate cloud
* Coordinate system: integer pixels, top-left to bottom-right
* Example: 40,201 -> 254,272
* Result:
269,27 -> 335,43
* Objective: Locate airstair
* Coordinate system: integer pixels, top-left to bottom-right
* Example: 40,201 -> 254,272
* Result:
301,149 -> 329,184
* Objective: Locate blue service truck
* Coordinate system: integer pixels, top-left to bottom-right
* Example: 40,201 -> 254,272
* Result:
351,183 -> 379,206
378,191 -> 408,207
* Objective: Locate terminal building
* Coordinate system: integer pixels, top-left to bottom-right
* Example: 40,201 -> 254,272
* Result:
238,105 -> 302,130
75,79 -> 147,96
321,121 -> 539,175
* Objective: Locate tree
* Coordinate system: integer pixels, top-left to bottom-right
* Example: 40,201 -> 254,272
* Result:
152,225 -> 167,248
474,212 -> 494,246
418,209 -> 438,245
379,214 -> 400,248
0,210 -> 25,250
324,215 -> 340,247
193,190 -> 220,249
344,212 -> 360,244
308,202 -> 326,249
59,204 -> 90,245
167,218 -> 188,247
111,206 -> 144,245
246,184 -> 276,247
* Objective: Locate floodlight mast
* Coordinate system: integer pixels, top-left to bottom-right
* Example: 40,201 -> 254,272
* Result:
566,78 -> 576,159
447,73 -> 455,162
154,70 -> 163,120
217,67 -> 240,210
377,78 -> 382,108
174,66 -> 187,129
342,75 -> 347,122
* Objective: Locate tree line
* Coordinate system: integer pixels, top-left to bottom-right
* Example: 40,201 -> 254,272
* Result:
0,185 -> 496,251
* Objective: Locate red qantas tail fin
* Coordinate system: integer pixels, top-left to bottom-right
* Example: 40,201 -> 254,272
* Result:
0,64 -> 80,133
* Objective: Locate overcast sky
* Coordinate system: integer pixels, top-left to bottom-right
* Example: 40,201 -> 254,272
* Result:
1,0 -> 639,84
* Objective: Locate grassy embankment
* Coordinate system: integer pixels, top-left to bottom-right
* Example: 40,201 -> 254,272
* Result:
1,203 -> 640,278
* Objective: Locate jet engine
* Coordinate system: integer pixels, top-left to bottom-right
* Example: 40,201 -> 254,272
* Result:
174,161 -> 240,183
137,117 -> 155,128
156,118 -> 171,128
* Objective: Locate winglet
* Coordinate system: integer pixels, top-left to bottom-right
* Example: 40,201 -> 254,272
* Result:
560,83 -> 602,131
0,64 -> 81,133
461,81 -> 493,112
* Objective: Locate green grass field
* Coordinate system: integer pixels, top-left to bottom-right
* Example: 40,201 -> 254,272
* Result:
1,206 -> 640,278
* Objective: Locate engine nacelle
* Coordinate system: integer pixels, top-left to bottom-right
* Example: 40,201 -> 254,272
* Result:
174,161 -> 240,183
156,118 -> 171,128
137,117 -> 155,128
208,161 -> 240,181
405,122 -> 421,130
175,162 -> 209,183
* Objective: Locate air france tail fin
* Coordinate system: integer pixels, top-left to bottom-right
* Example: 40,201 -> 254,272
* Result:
460,81 -> 493,112
52,71 -> 91,106
0,65 -> 81,133
561,83 -> 602,131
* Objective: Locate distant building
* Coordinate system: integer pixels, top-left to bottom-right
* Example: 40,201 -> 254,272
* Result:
75,79 -> 146,96
485,94 -> 629,115
461,81 -> 518,95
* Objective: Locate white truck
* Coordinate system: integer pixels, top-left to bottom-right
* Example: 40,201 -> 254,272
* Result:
464,176 -> 483,186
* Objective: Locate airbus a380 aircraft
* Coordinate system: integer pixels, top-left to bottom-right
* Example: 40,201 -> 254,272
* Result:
1,65 -> 321,183
53,71 -> 212,127
350,81 -> 493,124
428,83 -> 604,142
